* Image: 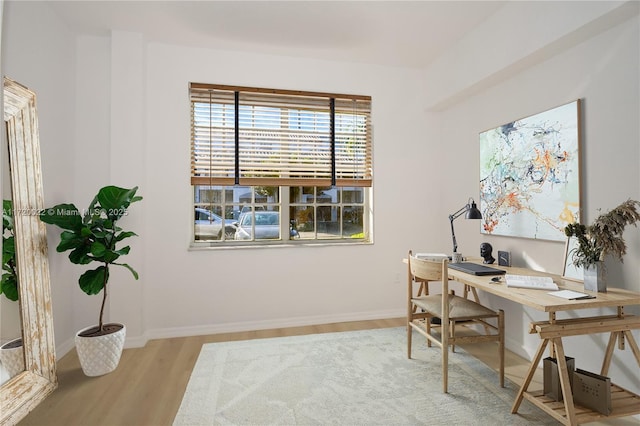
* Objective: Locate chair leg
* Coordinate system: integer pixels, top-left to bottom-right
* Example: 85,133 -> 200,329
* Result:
498,309 -> 505,387
407,318 -> 413,359
426,316 -> 432,348
451,320 -> 456,353
442,332 -> 449,393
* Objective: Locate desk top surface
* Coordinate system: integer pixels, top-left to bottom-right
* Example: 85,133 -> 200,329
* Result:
447,262 -> 640,313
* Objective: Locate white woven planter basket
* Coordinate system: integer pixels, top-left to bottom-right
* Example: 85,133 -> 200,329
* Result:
0,338 -> 25,379
75,324 -> 126,377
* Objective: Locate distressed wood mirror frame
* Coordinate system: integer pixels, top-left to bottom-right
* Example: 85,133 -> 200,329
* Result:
1,77 -> 56,425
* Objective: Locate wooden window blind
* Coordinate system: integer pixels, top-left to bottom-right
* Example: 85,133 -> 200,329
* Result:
190,83 -> 372,187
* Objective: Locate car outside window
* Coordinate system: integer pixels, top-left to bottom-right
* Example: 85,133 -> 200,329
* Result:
193,185 -> 368,244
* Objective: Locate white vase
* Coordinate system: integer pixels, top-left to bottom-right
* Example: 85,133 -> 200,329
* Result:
0,337 -> 24,380
583,262 -> 607,293
75,323 -> 126,377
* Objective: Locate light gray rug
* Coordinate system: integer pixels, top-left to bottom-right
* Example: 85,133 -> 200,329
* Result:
173,327 -> 555,425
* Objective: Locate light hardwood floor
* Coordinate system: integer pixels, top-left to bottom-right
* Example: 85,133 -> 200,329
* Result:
19,318 -> 638,425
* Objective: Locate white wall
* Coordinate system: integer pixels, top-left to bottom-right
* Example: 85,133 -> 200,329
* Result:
423,1 -> 634,110
140,42 -> 427,337
436,13 -> 640,394
48,29 -> 429,347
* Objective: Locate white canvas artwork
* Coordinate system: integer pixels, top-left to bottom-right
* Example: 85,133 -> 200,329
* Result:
479,100 -> 581,241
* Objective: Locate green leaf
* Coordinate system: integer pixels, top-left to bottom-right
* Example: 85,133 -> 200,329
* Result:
102,250 -> 121,264
57,230 -> 86,252
90,241 -> 107,257
115,231 -> 137,242
3,199 -> 12,215
3,199 -> 13,231
1,273 -> 19,301
91,227 -> 108,239
2,236 -> 15,265
79,266 -> 108,295
113,246 -> 131,256
114,262 -> 139,280
83,203 -> 102,224
39,204 -> 83,231
69,245 -> 93,265
97,186 -> 142,219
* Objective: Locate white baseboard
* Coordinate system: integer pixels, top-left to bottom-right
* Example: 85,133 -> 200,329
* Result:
55,337 -> 75,359
124,309 -> 405,349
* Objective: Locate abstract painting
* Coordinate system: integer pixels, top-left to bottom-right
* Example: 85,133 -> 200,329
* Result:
479,100 -> 581,241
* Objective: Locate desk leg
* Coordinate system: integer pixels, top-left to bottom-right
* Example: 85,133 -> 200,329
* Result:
548,312 -> 557,358
623,330 -> 640,366
553,338 -> 577,426
511,338 -> 549,414
470,286 -> 479,302
601,330 -> 640,376
601,332 -> 618,376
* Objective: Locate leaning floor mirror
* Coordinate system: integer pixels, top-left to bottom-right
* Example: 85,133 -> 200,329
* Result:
0,77 -> 56,425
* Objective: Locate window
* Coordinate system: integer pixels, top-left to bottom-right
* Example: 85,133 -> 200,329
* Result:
190,83 -> 372,245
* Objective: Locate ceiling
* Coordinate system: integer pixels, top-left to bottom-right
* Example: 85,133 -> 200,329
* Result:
44,0 -> 506,69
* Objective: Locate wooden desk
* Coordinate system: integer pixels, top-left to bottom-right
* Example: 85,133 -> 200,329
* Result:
447,263 -> 640,425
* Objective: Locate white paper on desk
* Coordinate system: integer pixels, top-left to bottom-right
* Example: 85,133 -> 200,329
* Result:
548,290 -> 590,299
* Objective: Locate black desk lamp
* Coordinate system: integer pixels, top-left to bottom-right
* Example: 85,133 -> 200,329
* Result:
449,197 -> 482,255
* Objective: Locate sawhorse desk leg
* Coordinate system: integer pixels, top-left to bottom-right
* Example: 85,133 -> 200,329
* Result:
602,330 -> 640,376
511,337 -> 578,425
512,317 -> 640,426
511,338 -> 547,414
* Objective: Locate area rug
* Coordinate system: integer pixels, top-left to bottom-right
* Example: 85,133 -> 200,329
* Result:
173,327 -> 555,425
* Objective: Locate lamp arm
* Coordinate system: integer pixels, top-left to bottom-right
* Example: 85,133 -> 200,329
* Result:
449,205 -> 468,221
448,204 -> 468,253
448,198 -> 481,254
450,216 -> 458,253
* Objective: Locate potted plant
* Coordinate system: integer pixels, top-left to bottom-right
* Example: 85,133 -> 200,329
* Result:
39,186 -> 142,376
564,199 -> 640,292
1,199 -> 25,379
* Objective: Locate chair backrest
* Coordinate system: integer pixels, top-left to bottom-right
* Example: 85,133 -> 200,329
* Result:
408,251 -> 448,282
407,250 -> 451,325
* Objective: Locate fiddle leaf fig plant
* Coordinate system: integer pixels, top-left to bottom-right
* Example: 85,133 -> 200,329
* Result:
1,199 -> 19,302
564,199 -> 640,268
40,186 -> 142,332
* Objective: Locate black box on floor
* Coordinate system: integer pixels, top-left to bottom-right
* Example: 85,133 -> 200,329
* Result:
543,356 -> 575,401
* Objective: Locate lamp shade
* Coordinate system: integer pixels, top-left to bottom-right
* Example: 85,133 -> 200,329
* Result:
465,200 -> 482,219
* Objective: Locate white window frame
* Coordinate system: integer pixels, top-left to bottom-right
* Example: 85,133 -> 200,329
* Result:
190,83 -> 373,247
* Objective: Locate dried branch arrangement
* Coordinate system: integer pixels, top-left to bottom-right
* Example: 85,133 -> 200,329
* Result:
565,199 -> 640,268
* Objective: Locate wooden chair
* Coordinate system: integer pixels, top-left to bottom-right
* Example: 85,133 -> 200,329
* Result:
407,250 -> 505,393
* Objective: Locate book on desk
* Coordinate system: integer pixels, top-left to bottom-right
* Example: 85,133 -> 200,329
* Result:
505,274 -> 559,290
